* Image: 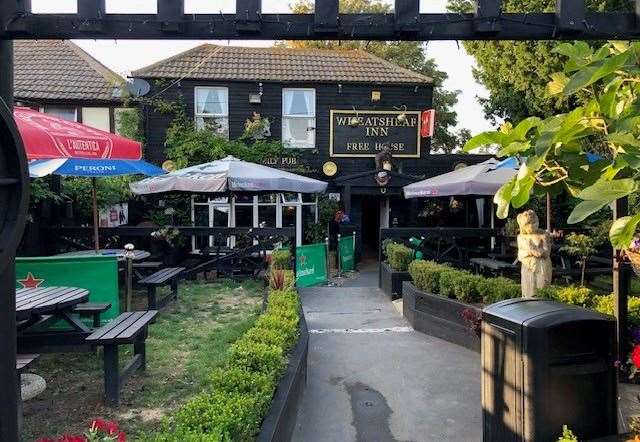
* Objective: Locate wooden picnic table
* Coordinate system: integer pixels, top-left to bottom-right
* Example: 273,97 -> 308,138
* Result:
470,257 -> 517,276
16,286 -> 89,323
56,249 -> 151,262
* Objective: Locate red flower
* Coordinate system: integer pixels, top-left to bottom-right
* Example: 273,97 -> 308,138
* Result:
632,344 -> 640,369
117,431 -> 127,442
91,419 -> 119,434
36,439 -> 56,442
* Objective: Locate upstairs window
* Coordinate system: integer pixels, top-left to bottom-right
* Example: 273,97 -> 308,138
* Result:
195,87 -> 229,139
282,88 -> 315,149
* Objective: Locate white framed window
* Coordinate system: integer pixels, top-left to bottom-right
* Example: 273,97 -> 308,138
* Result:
42,106 -> 77,122
282,88 -> 316,149
195,87 -> 229,139
82,107 -> 111,132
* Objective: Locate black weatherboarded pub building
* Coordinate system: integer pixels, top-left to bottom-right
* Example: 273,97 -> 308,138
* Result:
133,44 -> 486,258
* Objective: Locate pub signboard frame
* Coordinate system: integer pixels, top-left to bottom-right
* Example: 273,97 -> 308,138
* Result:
329,109 -> 422,158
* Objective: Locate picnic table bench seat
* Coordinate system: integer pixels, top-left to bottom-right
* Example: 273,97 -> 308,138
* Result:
138,267 -> 185,310
86,310 -> 157,406
16,354 -> 39,373
73,302 -> 112,327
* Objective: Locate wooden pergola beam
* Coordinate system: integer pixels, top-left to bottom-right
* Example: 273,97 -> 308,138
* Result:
315,0 -> 339,33
556,0 -> 586,32
1,12 -> 639,40
236,0 -> 262,33
157,0 -> 184,33
395,0 -> 420,33
474,0 -> 502,33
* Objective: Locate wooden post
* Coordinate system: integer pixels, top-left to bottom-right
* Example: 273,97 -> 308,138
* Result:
91,177 -> 100,253
236,0 -> 262,33
395,0 -> 420,33
158,0 -> 184,33
546,192 -> 551,232
474,0 -> 502,33
315,0 -> 339,32
555,0 -> 585,32
613,198 -> 630,362
0,39 -> 19,442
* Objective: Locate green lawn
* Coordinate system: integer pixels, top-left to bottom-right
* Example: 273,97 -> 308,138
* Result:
21,279 -> 264,441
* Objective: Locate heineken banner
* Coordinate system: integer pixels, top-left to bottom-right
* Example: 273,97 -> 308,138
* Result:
338,236 -> 355,272
16,256 -> 120,324
296,243 -> 328,288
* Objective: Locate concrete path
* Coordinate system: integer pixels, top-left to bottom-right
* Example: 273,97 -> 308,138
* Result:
292,269 -> 482,442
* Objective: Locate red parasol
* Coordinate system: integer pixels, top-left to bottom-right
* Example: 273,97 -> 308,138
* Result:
13,107 -> 142,160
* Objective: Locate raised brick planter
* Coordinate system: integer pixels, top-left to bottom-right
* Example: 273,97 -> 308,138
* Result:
402,281 -> 481,352
379,261 -> 411,300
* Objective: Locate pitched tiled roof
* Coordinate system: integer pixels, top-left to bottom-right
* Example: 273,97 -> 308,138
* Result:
14,40 -> 124,102
131,44 -> 433,85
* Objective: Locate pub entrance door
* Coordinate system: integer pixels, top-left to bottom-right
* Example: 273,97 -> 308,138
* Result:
361,195 -> 381,260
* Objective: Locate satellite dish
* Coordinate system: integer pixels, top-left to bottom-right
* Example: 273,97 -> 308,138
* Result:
162,160 -> 177,172
127,78 -> 151,97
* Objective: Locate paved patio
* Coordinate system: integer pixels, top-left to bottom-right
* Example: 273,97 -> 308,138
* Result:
292,267 -> 482,442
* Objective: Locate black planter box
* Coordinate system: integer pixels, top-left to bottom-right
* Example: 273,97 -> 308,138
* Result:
402,281 -> 481,352
379,261 -> 411,300
257,309 -> 309,442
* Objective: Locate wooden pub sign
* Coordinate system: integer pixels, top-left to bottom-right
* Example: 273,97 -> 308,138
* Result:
330,110 -> 421,158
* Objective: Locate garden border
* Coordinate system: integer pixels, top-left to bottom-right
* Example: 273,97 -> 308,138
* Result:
379,261 -> 411,300
257,307 -> 309,442
402,281 -> 481,352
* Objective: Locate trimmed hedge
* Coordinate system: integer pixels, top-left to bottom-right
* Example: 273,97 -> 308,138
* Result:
538,285 -> 640,326
387,243 -> 414,272
408,259 -> 521,305
143,284 -> 300,441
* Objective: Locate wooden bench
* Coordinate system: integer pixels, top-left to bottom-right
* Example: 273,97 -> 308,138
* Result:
132,261 -> 163,280
73,302 -> 112,327
85,311 -> 157,406
138,267 -> 185,310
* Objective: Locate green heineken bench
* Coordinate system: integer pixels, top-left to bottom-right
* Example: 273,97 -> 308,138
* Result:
138,267 -> 185,310
86,310 -> 157,406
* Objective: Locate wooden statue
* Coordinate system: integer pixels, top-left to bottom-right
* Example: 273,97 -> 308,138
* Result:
517,210 -> 552,298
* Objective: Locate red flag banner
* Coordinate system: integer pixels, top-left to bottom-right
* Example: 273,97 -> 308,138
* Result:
421,109 -> 436,138
13,107 -> 142,160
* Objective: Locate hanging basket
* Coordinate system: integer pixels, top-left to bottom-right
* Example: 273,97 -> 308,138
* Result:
626,249 -> 640,276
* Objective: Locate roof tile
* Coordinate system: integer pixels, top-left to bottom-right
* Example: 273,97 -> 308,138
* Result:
14,40 -> 124,102
132,44 -> 432,85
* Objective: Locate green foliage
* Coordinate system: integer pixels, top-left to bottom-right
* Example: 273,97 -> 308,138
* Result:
452,273 -> 484,304
164,108 -> 293,169
439,269 -> 465,298
409,260 -> 521,304
593,294 -> 640,326
271,249 -> 292,270
318,195 -> 340,225
504,218 -> 520,236
386,243 -> 414,271
538,285 -> 595,307
463,41 -> 640,249
147,288 -> 301,441
62,176 -> 133,222
448,0 -> 628,124
557,425 -> 579,442
287,0 -> 468,153
477,277 -> 522,304
304,222 -> 326,245
115,108 -> 144,143
408,260 -> 450,293
30,179 -> 63,206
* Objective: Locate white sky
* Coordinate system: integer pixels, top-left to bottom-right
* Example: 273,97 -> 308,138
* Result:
31,0 -> 494,135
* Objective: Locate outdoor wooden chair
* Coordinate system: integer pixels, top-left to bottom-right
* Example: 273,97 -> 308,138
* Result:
85,311 -> 157,406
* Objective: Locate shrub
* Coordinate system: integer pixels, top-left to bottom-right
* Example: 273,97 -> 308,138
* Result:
594,294 -> 640,326
271,249 -> 291,270
408,260 -> 449,294
148,286 -> 301,441
175,390 -> 266,438
452,273 -> 484,304
478,277 -> 521,304
387,243 -> 414,271
439,269 -> 466,298
538,285 -> 595,308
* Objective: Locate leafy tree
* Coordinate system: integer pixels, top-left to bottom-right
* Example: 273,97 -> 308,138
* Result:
448,0 -> 629,124
284,0 -> 469,153
464,41 -> 640,250
561,233 -> 597,286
